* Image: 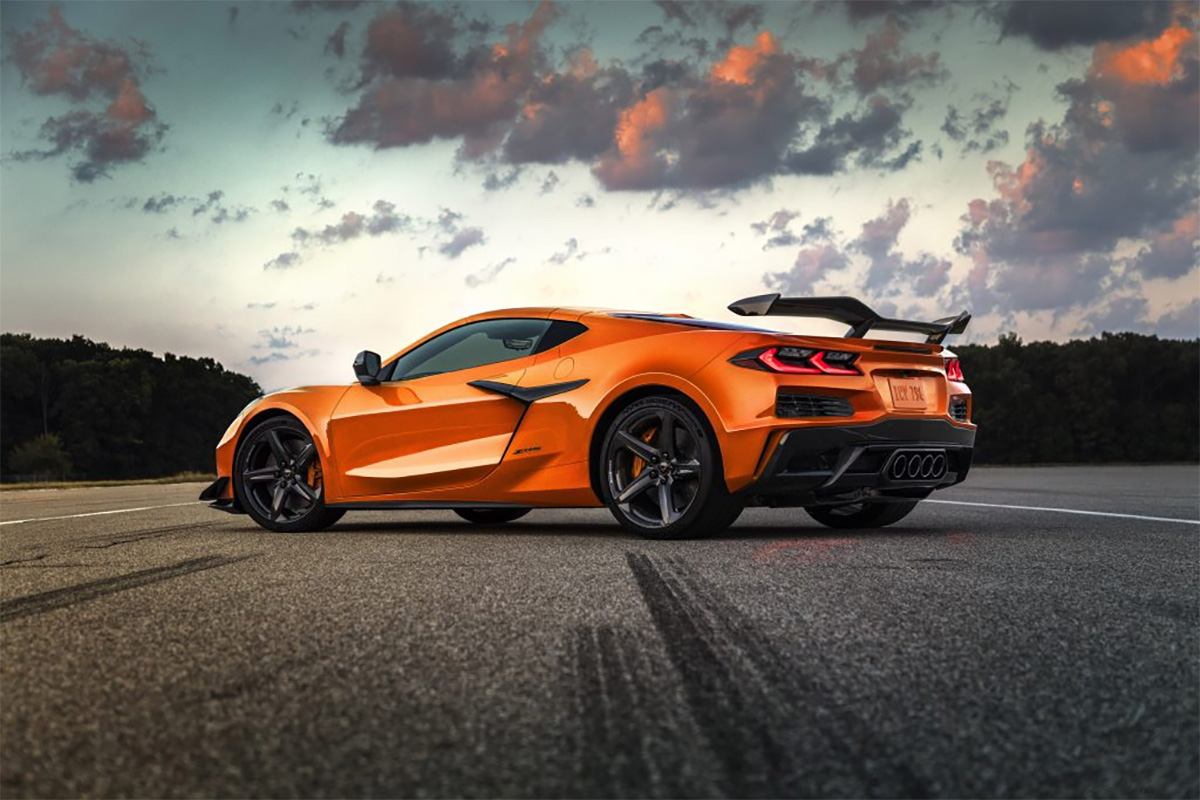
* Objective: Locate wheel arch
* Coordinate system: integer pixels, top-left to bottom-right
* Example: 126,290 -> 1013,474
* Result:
586,381 -> 729,502
233,405 -> 343,500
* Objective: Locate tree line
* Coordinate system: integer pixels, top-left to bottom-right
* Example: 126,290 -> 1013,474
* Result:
0,331 -> 1196,481
1,333 -> 261,481
955,333 -> 1198,464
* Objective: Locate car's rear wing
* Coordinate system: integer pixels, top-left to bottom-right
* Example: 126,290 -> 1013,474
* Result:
728,293 -> 970,344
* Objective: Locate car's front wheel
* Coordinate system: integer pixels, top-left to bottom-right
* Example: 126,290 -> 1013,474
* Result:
599,396 -> 743,539
805,500 -> 919,529
234,417 -> 345,533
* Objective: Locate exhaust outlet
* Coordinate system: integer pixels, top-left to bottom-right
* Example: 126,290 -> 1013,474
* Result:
885,449 -> 949,482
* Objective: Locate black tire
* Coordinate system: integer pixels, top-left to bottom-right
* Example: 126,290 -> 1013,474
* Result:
599,395 -> 743,540
805,500 -> 919,529
454,508 -> 531,525
234,417 -> 345,533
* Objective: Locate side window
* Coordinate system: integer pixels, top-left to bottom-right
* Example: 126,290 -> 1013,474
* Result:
389,319 -> 552,381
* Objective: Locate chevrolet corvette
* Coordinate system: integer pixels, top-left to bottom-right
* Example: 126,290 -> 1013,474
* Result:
200,294 -> 975,539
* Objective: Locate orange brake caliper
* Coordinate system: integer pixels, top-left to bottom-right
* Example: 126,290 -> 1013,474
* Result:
630,426 -> 657,478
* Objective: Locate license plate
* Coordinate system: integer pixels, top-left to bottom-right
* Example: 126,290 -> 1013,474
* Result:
889,378 -> 928,410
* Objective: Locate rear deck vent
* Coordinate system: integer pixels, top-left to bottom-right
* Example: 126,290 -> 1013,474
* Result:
776,392 -> 853,418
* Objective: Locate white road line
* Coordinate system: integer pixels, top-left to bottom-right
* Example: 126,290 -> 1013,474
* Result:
926,499 -> 1200,525
0,502 -> 200,526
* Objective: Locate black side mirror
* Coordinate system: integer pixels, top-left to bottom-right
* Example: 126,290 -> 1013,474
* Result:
353,350 -> 382,385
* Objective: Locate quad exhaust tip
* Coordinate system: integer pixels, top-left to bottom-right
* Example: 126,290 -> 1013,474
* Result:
888,450 -> 947,481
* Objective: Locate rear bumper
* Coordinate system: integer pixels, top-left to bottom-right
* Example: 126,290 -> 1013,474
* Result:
741,418 -> 975,507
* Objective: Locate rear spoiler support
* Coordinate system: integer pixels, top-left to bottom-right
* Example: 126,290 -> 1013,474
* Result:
728,293 -> 970,344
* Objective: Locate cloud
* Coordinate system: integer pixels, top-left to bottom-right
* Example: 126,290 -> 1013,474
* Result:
840,18 -> 945,95
1131,208 -> 1200,279
765,243 -> 849,293
142,193 -> 181,213
270,199 -> 290,212
503,49 -> 636,165
6,6 -> 167,181
247,302 -> 277,310
264,252 -> 301,270
1154,299 -> 1200,339
439,227 -> 485,258
290,199 -> 409,247
843,1 -> 943,26
594,31 -> 830,190
941,83 -> 1015,154
540,170 -> 560,193
330,2 -> 556,154
997,1 -> 1174,51
955,18 -> 1198,314
466,256 -> 516,287
548,238 -> 583,264
256,326 -> 316,351
482,166 -> 523,191
851,198 -> 952,296
750,209 -> 802,249
184,189 -> 253,224
653,1 -> 766,46
325,21 -> 350,58
228,6 -> 239,27
784,94 -> 918,175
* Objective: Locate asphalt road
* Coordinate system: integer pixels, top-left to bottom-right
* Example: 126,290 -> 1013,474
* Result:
1,466 -> 1197,799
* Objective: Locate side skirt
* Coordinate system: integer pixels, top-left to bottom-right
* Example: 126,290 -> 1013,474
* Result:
326,500 -> 538,511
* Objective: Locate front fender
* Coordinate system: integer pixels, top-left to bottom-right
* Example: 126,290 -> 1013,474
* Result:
213,386 -> 352,502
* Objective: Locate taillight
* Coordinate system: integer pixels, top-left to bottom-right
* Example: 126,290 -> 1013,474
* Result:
734,346 -> 861,375
945,357 -> 964,381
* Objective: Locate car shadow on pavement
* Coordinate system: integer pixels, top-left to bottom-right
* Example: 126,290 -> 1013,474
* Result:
220,518 -> 954,541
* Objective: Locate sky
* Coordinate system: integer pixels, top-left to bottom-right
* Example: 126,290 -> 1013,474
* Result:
1,0 -> 1197,390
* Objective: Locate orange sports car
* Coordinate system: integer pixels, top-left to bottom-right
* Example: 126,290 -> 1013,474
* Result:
200,294 -> 975,539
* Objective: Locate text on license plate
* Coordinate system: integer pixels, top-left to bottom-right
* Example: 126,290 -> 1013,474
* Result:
889,378 -> 928,410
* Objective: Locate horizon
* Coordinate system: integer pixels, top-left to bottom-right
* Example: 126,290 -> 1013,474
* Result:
2,0 -> 1197,389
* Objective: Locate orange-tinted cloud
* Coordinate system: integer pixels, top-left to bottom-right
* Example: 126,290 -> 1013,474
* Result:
7,6 -> 165,181
332,2 -> 556,153
711,31 -> 778,85
592,88 -> 673,189
1090,23 -> 1194,84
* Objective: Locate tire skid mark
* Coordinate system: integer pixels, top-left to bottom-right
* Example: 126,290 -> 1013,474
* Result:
569,626 -> 711,798
1,522 -> 221,569
626,552 -> 928,797
0,555 -> 254,623
80,521 -> 220,549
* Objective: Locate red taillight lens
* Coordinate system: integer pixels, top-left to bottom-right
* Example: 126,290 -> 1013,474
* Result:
755,347 -> 861,375
945,357 -> 964,381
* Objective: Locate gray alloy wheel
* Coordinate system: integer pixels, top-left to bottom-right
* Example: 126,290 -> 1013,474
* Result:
600,396 -> 742,539
805,500 -> 919,529
235,417 -> 344,533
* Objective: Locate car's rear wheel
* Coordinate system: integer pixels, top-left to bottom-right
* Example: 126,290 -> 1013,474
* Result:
599,396 -> 743,539
235,417 -> 344,533
805,500 -> 919,529
454,508 -> 531,525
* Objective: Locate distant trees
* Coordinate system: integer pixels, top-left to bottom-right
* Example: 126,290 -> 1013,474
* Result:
0,331 -> 1195,481
955,333 -> 1199,464
1,334 -> 261,481
8,433 -> 72,478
